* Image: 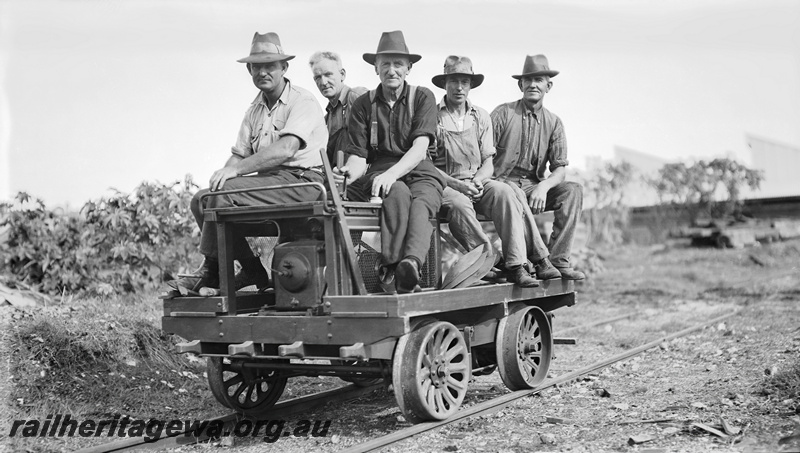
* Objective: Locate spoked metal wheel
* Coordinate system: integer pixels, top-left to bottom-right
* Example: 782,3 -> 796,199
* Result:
206,357 -> 288,417
496,306 -> 553,391
392,321 -> 471,423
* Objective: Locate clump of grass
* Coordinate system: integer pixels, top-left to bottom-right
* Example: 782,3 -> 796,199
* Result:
760,360 -> 800,408
9,296 -> 210,421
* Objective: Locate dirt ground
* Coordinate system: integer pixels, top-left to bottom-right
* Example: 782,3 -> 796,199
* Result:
2,240 -> 799,452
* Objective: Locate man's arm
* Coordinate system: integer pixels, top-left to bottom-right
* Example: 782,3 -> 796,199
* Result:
436,167 -> 480,197
527,166 -> 566,214
473,108 -> 497,187
209,135 -> 300,192
528,114 -> 569,213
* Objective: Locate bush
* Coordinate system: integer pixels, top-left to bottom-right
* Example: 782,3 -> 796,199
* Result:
647,158 -> 763,225
0,176 -> 200,295
581,161 -> 636,245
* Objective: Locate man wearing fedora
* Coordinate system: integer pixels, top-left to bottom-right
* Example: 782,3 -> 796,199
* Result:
308,51 -> 367,164
432,55 -> 557,288
169,32 -> 329,294
492,54 -> 585,280
337,30 -> 444,293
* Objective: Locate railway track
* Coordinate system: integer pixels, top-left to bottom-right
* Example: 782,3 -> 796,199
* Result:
341,310 -> 738,453
78,309 -> 733,452
75,382 -> 383,453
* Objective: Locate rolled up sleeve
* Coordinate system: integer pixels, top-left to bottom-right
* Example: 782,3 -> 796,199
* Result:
231,112 -> 255,158
408,87 -> 437,144
478,107 -> 496,162
278,97 -> 322,150
345,94 -> 371,159
547,117 -> 569,171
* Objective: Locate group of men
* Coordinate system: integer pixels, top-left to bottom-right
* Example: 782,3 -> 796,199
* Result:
169,30 -> 584,296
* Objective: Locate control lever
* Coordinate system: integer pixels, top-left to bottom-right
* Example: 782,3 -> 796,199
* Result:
336,150 -> 349,200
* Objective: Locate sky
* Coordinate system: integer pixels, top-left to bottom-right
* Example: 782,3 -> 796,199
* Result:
1,0 -> 798,208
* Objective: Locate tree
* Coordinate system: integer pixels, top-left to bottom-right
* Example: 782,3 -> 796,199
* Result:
582,161 -> 636,245
648,158 -> 763,226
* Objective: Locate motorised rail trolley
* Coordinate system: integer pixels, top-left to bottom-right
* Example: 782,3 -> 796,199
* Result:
161,152 -> 575,423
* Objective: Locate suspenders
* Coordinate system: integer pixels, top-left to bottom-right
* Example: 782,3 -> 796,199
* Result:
368,85 -> 417,152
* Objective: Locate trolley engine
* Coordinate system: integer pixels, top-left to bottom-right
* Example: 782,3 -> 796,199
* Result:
272,239 -> 326,310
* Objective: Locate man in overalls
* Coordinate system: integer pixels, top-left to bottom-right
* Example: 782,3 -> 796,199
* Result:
336,30 -> 444,293
431,56 -> 558,287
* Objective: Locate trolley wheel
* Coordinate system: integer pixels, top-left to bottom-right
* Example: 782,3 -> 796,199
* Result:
206,357 -> 287,416
392,321 -> 471,423
496,306 -> 553,391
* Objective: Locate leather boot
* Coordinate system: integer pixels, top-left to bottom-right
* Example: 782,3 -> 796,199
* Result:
506,265 -> 539,288
534,257 -> 562,280
167,257 -> 219,294
556,266 -> 586,280
396,257 -> 421,294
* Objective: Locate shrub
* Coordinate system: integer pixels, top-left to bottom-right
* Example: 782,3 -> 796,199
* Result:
647,158 -> 763,226
0,176 -> 200,295
581,161 -> 636,245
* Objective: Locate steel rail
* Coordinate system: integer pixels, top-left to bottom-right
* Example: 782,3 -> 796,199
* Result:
557,312 -> 637,335
75,382 -> 383,453
342,310 -> 739,453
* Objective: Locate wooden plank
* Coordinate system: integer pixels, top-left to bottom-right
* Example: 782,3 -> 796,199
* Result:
325,280 -> 575,318
163,292 -> 272,316
161,315 -> 407,347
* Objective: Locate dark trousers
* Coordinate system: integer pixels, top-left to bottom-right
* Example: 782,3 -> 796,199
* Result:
196,169 -> 325,258
348,158 -> 444,265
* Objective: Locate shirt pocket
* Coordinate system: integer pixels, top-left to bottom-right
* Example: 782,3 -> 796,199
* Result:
271,116 -> 287,132
250,123 -> 263,145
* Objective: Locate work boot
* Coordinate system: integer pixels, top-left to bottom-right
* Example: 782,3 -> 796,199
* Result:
555,266 -> 586,280
376,260 -> 397,294
506,265 -> 539,288
235,257 -> 271,290
167,257 -> 219,294
395,257 -> 421,294
533,257 -> 562,280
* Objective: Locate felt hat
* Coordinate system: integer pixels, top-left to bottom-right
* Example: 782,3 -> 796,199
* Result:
431,55 -> 484,89
512,54 -> 559,79
237,32 -> 295,64
362,30 -> 421,65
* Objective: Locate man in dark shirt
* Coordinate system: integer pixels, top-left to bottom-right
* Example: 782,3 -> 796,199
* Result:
492,55 -> 585,280
337,30 -> 444,293
308,51 -> 367,164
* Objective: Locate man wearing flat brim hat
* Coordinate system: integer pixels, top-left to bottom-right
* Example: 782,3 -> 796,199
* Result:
168,31 -> 329,295
336,30 -> 444,294
490,54 -> 586,280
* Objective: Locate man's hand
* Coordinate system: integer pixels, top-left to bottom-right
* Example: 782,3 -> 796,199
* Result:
453,179 -> 481,198
372,171 -> 399,198
528,184 -> 549,214
332,166 -> 349,185
471,178 -> 485,201
209,166 -> 238,192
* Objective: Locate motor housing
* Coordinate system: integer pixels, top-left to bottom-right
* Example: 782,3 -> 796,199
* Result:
272,240 -> 326,310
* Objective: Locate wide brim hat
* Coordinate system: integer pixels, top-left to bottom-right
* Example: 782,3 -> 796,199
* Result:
512,54 -> 559,79
432,55 -> 484,89
363,30 -> 421,65
237,32 -> 295,64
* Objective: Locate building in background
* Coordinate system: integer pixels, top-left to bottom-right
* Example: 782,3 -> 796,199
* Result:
747,134 -> 800,198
